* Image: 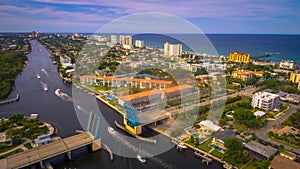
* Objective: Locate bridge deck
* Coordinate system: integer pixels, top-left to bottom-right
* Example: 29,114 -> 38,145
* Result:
0,132 -> 94,169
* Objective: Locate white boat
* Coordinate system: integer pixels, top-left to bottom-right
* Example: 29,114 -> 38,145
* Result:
108,127 -> 116,135
137,154 -> 146,163
36,74 -> 41,79
55,89 -> 72,102
44,86 -> 48,91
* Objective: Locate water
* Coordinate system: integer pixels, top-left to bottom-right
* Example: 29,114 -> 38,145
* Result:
133,34 -> 300,64
0,39 -> 222,168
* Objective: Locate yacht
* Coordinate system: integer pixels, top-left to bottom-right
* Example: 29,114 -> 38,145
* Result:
137,154 -> 146,163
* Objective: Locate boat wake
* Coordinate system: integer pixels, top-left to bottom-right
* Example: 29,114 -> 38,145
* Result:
111,131 -> 173,169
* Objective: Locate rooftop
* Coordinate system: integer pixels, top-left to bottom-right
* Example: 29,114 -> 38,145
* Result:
80,75 -> 173,85
269,156 -> 300,169
244,140 -> 278,159
119,84 -> 194,101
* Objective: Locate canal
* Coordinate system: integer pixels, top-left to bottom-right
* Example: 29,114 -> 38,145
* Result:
0,39 -> 222,169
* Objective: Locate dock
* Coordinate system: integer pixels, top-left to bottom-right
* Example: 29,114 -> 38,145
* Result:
194,151 -> 212,165
0,94 -> 19,105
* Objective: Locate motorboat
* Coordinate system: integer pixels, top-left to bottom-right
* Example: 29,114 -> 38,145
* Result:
108,127 -> 116,135
137,154 -> 146,163
36,74 -> 41,79
44,86 -> 48,91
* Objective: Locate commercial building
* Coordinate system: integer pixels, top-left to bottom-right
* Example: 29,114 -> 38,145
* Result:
251,92 -> 280,110
289,72 -> 300,83
119,84 -> 195,106
279,60 -> 295,69
164,42 -> 182,56
111,35 -> 117,44
228,51 -> 251,63
135,40 -> 144,48
269,156 -> 300,169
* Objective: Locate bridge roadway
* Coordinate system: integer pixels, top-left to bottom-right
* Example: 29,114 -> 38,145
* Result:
0,132 -> 94,169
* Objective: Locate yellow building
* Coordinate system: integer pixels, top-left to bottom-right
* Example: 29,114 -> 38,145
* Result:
228,51 -> 251,63
289,72 -> 300,83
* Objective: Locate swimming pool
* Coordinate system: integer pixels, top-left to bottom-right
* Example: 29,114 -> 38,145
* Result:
210,144 -> 223,151
192,133 -> 200,137
107,95 -> 114,100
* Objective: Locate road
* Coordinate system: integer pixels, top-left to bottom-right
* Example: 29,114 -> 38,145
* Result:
254,103 -> 300,154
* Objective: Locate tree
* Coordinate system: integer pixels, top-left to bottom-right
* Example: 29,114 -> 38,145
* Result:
9,114 -> 24,123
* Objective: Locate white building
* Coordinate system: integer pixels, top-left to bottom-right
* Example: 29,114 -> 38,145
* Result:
164,42 -> 182,56
251,92 -> 280,110
119,35 -> 125,45
135,40 -> 144,48
111,35 -> 117,44
279,60 -> 295,69
60,55 -> 73,68
199,120 -> 222,132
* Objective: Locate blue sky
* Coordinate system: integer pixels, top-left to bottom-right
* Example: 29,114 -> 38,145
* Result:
1,0 -> 300,34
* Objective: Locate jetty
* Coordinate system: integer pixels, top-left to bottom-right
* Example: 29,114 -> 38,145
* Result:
194,151 -> 212,165
0,94 -> 19,105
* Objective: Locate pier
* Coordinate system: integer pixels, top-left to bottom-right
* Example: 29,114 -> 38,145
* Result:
0,94 -> 19,105
0,132 -> 101,169
194,151 -> 212,165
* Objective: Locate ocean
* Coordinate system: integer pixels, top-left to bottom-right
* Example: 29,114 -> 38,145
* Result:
132,34 -> 300,64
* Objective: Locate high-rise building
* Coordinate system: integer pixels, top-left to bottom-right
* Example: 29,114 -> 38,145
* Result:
125,35 -> 132,45
251,92 -> 280,110
119,35 -> 125,45
135,40 -> 144,48
289,72 -> 300,83
164,42 -> 182,56
228,51 -> 251,63
111,35 -> 117,44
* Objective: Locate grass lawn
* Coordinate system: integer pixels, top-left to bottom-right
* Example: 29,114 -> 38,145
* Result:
0,144 -> 20,154
243,161 -> 256,169
197,138 -> 213,152
210,149 -> 225,159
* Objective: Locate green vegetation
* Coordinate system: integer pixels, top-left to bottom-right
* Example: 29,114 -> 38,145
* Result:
24,143 -> 32,150
0,148 -> 23,159
0,51 -> 27,99
267,131 -> 300,149
255,79 -> 299,94
224,138 -> 250,167
186,137 -> 212,152
282,110 -> 300,129
0,114 -> 49,142
211,149 -> 225,159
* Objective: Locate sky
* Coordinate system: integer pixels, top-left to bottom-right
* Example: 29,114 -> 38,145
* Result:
0,0 -> 300,34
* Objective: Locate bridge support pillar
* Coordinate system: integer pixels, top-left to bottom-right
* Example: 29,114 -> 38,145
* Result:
40,161 -> 45,168
92,139 -> 101,152
67,151 -> 72,160
154,121 -> 157,126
